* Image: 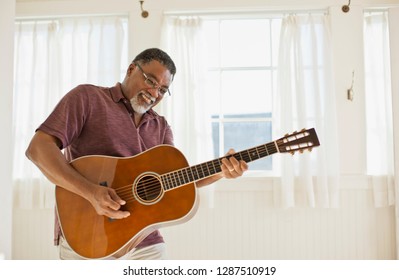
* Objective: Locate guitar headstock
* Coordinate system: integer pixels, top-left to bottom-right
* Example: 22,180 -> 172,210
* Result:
277,128 -> 320,155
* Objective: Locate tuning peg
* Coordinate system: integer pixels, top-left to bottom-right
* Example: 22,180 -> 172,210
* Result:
285,133 -> 289,137
299,150 -> 304,154
301,128 -> 306,132
290,151 -> 295,155
308,148 -> 313,152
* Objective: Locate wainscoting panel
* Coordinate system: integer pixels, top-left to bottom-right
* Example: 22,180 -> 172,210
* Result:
12,177 -> 396,259
12,208 -> 58,259
161,180 -> 396,260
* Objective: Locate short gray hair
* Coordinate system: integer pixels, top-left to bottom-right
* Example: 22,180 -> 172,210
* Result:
133,48 -> 176,77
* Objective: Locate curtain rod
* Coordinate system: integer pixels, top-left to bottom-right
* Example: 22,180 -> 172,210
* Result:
15,13 -> 128,22
363,7 -> 389,13
163,8 -> 329,17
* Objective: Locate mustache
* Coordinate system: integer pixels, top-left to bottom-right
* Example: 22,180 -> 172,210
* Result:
142,91 -> 156,104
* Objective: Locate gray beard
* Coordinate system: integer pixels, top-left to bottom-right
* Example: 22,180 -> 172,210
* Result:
130,95 -> 151,114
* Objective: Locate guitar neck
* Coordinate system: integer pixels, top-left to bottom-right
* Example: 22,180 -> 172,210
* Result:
161,140 -> 278,190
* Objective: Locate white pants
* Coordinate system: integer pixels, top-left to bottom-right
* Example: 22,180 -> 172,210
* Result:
59,237 -> 167,260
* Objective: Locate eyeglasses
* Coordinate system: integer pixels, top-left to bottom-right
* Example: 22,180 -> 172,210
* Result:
134,62 -> 171,96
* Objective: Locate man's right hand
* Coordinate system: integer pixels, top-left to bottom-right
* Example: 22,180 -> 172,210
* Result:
89,185 -> 131,219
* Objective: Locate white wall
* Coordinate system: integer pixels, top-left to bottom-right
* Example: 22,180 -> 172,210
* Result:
0,0 -> 15,260
388,7 -> 399,259
9,0 -> 399,259
331,6 -> 367,175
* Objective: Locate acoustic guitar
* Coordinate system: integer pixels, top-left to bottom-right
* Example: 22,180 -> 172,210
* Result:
56,128 -> 320,259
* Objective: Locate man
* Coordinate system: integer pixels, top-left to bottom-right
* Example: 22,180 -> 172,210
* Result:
26,48 -> 248,260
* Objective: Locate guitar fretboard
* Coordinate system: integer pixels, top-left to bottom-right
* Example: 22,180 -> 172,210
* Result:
161,141 -> 278,190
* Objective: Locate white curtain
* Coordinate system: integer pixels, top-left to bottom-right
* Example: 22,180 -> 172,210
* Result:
275,14 -> 340,208
160,16 -> 215,205
159,16 -> 211,163
387,7 -> 399,260
13,16 -> 126,209
364,12 -> 395,207
364,10 -> 399,257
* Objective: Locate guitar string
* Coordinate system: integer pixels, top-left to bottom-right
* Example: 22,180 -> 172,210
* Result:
114,143 -> 278,198
113,168 -> 206,202
114,170 -> 206,201
117,143 -> 277,198
113,156 -> 225,197
110,144 -> 279,203
113,167 -> 212,202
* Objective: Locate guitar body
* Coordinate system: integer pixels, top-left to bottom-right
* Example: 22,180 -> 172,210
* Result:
55,145 -> 198,259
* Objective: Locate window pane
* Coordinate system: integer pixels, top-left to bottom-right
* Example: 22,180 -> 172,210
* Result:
220,70 -> 272,115
204,70 -> 221,116
271,19 -> 282,67
212,115 -> 273,170
220,19 -> 270,67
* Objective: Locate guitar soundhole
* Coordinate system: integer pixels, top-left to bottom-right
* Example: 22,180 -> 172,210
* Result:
134,173 -> 163,204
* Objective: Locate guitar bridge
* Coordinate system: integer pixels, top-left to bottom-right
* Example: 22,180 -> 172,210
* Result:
99,181 -> 108,187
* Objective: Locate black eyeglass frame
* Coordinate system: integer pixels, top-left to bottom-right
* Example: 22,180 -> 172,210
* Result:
134,62 -> 171,96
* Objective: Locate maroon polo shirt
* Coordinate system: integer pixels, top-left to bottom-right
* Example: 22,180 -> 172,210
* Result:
37,82 -> 173,250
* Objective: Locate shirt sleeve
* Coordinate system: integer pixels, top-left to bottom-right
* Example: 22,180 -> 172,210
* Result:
37,85 -> 89,149
163,122 -> 174,146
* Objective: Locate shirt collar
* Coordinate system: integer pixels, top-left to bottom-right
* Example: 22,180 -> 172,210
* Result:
109,82 -> 126,103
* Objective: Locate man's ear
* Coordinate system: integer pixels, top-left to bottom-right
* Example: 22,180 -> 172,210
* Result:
127,63 -> 135,76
